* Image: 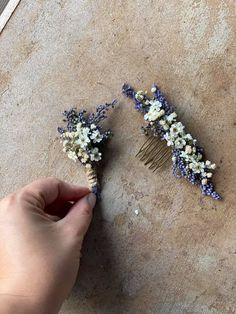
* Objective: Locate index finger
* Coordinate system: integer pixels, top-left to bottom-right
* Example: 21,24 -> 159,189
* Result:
23,177 -> 90,207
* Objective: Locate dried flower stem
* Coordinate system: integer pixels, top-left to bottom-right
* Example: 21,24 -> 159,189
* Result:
85,166 -> 98,191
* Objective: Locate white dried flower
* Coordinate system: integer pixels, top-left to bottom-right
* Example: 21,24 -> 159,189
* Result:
67,151 -> 77,162
81,127 -> 90,137
159,119 -> 169,130
196,153 -> 203,161
90,130 -> 103,143
174,138 -> 186,149
149,100 -> 162,111
90,147 -> 102,162
75,135 -> 90,149
76,123 -> 82,131
151,87 -> 157,93
166,112 -> 177,123
190,161 -> 205,174
185,145 -> 192,154
135,91 -> 144,101
201,179 -> 208,185
206,172 -> 213,178
164,133 -> 174,146
144,109 -> 165,121
170,122 -> 185,138
184,133 -> 193,141
63,140 -> 69,147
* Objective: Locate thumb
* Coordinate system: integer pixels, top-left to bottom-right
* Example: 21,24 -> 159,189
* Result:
61,193 -> 96,239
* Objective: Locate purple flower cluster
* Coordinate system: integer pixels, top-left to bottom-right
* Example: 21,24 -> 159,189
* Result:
172,149 -> 221,200
58,100 -> 117,136
122,83 -> 221,200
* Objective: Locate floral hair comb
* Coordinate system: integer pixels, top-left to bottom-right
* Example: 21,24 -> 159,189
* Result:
122,83 -> 221,200
58,100 -> 116,196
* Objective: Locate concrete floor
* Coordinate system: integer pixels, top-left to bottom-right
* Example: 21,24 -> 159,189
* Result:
0,0 -> 235,313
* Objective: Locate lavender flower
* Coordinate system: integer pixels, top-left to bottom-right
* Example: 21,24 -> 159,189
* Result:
123,83 -> 221,200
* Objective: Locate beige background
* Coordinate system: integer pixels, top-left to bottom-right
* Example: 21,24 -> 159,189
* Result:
0,0 -> 235,313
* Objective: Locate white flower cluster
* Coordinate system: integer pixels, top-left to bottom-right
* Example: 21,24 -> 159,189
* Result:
136,89 -> 217,186
61,122 -> 103,167
144,100 -> 165,122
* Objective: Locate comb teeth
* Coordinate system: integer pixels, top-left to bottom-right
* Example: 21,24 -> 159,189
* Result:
136,136 -> 172,172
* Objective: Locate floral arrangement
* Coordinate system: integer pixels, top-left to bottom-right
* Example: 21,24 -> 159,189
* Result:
122,83 -> 221,200
58,100 -> 116,195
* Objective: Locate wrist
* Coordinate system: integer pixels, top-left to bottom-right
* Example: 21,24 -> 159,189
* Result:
0,269 -> 65,314
0,295 -> 39,314
0,284 -> 59,314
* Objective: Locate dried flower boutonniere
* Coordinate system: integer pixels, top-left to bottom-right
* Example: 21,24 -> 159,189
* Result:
58,100 -> 116,196
122,83 -> 221,200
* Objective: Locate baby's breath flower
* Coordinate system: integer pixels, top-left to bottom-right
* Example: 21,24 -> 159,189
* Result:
67,151 -> 77,162
81,156 -> 88,163
159,119 -> 169,130
149,100 -> 162,110
196,153 -> 203,161
205,160 -> 211,166
75,135 -> 90,149
166,112 -> 177,123
144,109 -> 165,122
76,123 -> 82,131
190,161 -> 205,174
184,133 -> 193,141
185,145 -> 192,154
90,147 -> 102,162
170,122 -> 185,137
81,127 -> 90,137
90,130 -> 103,143
174,138 -> 186,149
164,133 -> 174,146
63,140 -> 68,146
202,178 -> 208,185
135,91 -> 144,101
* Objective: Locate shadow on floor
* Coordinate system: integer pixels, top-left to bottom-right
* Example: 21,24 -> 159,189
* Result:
70,201 -> 123,314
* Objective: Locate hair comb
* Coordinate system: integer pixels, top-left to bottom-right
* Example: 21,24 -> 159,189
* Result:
122,83 -> 221,200
58,100 -> 116,196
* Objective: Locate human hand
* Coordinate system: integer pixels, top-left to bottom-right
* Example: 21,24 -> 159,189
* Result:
0,178 -> 96,314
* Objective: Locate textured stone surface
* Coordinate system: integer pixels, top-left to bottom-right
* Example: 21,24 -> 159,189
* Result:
0,0 -> 235,313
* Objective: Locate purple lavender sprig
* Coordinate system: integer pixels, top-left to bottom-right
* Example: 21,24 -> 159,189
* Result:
122,83 -> 221,200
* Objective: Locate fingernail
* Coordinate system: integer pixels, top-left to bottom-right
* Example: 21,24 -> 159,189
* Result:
86,193 -> 96,208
